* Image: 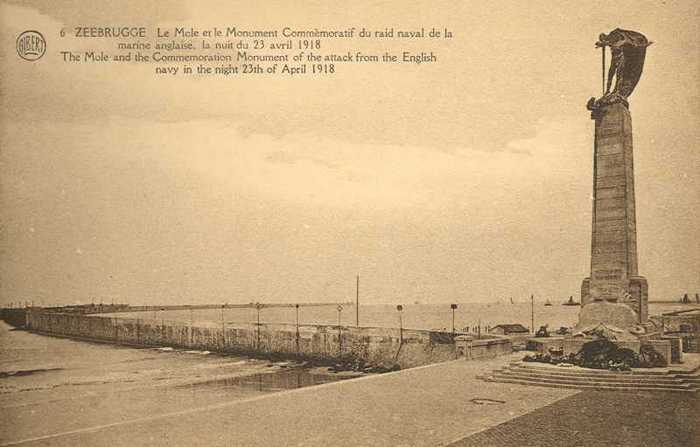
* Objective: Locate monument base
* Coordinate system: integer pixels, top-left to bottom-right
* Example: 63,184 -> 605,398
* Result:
576,301 -> 640,332
526,335 -> 675,366
580,275 -> 649,326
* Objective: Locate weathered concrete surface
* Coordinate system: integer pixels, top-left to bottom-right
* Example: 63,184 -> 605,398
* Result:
3,353 -> 576,447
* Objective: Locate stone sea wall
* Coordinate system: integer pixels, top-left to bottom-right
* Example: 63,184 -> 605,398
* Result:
0,308 -> 28,328
22,310 -> 512,369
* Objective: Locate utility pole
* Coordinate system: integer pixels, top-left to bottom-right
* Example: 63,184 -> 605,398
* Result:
531,294 -> 535,334
356,274 -> 359,327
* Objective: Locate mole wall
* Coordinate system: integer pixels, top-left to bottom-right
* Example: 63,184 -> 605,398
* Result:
22,311 -> 512,369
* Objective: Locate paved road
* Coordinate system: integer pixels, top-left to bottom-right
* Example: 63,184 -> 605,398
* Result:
450,390 -> 699,447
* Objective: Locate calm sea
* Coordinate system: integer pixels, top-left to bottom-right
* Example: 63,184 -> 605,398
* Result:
111,302 -> 696,332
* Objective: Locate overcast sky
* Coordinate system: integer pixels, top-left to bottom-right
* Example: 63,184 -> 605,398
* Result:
1,0 -> 698,306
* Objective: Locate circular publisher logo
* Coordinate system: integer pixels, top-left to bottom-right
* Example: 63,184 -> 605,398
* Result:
16,30 -> 46,61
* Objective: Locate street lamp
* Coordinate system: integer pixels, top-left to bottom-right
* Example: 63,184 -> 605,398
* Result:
396,305 -> 404,343
295,304 -> 300,331
255,302 -> 264,349
221,304 -> 226,348
336,304 -> 344,353
255,302 -> 263,325
295,304 -> 300,352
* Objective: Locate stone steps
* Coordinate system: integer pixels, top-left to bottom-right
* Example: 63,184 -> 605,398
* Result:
504,366 -> 692,384
490,372 -> 696,390
508,360 -> 700,376
481,362 -> 699,393
482,376 -> 698,394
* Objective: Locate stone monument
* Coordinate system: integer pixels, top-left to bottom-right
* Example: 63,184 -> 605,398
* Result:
579,29 -> 652,332
523,30 -> 678,364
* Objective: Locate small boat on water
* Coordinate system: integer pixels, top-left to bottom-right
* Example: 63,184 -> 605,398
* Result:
563,296 -> 580,306
544,299 -> 552,307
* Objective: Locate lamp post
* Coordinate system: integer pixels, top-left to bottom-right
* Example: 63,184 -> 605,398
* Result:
189,306 -> 194,347
295,304 -> 300,353
356,274 -> 360,327
450,304 -> 458,335
396,305 -> 403,343
336,304 -> 344,353
255,302 -> 263,326
255,302 -> 263,349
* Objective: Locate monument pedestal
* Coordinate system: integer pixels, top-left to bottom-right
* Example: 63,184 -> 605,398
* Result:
580,102 -> 648,328
565,100 -> 671,364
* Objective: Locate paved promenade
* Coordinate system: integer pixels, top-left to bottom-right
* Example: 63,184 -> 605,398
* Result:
451,390 -> 699,447
3,351 -> 575,446
4,324 -> 696,446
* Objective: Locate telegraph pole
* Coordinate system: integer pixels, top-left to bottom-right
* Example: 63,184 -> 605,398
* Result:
531,294 -> 535,334
355,274 -> 360,327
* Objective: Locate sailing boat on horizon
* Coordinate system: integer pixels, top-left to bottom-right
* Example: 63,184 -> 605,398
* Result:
563,296 -> 580,306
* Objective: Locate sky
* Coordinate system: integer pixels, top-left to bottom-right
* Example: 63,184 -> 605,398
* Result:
0,0 -> 698,306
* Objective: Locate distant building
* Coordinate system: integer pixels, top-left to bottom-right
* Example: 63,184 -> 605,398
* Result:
489,324 -> 530,336
660,309 -> 700,353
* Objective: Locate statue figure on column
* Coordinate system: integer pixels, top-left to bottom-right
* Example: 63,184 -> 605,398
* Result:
587,28 -> 652,111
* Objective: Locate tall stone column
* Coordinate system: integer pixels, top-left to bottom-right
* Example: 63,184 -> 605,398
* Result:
579,102 -> 648,329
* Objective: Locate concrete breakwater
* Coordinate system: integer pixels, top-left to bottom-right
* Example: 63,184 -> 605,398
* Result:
18,310 -> 512,369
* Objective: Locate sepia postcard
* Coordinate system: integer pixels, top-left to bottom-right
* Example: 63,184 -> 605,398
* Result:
1,1 -> 698,446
